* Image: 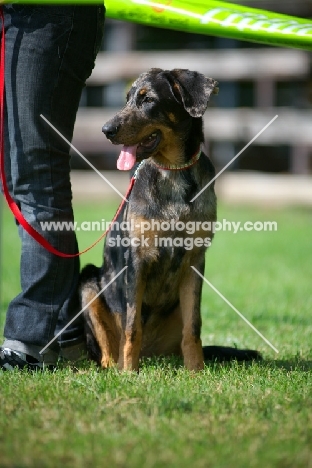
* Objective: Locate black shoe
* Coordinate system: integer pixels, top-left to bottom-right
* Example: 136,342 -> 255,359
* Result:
0,347 -> 55,371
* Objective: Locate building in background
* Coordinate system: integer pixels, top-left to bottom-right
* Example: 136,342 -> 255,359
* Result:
72,0 -> 312,175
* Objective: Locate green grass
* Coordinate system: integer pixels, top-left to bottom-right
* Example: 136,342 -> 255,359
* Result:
1,199 -> 312,468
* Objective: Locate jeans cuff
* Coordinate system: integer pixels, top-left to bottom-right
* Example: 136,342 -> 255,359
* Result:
2,339 -> 59,365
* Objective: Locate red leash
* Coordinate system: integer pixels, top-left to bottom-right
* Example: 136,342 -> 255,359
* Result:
0,7 -> 134,258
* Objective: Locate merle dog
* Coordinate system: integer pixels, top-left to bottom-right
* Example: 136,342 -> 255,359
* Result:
80,68 -> 261,371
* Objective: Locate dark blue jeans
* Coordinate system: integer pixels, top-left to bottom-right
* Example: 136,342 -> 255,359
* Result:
1,4 -> 105,364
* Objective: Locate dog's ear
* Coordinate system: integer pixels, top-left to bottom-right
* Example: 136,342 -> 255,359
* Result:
166,69 -> 218,118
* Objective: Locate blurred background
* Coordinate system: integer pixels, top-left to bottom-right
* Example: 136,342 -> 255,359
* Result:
71,0 -> 312,207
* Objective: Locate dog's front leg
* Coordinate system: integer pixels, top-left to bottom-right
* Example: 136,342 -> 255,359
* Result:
118,266 -> 145,372
179,261 -> 205,371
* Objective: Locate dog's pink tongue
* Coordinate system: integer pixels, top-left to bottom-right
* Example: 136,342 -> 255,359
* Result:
117,145 -> 137,171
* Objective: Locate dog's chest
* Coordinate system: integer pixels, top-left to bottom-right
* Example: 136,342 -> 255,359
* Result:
125,169 -> 214,305
129,164 -> 214,220
127,167 -> 215,246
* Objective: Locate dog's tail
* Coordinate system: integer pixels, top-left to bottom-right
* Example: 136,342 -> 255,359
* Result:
79,264 -> 102,363
202,345 -> 262,362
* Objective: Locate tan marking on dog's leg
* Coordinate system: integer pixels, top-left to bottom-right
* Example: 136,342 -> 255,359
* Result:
179,268 -> 204,371
118,279 -> 145,372
121,322 -> 143,371
84,291 -> 119,368
118,307 -> 143,371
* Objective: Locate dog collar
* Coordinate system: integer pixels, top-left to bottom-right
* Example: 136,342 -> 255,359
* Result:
132,147 -> 201,180
151,147 -> 201,171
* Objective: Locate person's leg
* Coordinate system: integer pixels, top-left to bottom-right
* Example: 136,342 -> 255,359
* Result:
1,4 -> 105,368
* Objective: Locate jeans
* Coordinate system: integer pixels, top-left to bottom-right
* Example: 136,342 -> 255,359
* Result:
1,4 -> 105,364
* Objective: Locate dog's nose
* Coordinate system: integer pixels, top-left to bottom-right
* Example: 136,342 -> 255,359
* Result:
102,123 -> 120,139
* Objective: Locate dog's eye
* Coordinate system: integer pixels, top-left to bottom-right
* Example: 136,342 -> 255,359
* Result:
144,96 -> 155,104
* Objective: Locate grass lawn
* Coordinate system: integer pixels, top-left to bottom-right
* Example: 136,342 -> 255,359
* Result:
0,197 -> 311,468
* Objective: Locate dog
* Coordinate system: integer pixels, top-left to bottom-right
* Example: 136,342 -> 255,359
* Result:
80,68 -> 261,371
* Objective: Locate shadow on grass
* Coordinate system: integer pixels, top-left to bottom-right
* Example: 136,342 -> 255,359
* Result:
140,355 -> 312,373
64,355 -> 258,374
60,354 -> 312,374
